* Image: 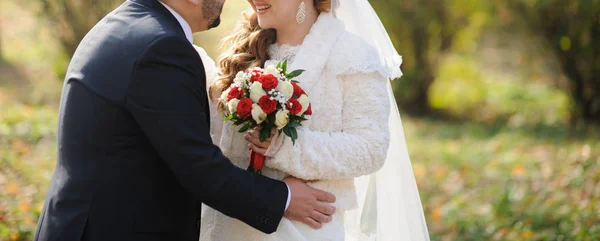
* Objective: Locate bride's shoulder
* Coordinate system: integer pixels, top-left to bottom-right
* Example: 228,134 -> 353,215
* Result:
328,31 -> 386,77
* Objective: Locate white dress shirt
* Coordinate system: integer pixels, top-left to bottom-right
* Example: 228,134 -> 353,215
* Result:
156,0 -> 291,212
158,1 -> 194,43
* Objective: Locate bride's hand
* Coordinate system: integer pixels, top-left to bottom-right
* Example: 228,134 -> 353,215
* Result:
245,127 -> 277,155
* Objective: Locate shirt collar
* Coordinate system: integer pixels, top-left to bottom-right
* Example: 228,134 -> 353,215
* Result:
158,1 -> 194,43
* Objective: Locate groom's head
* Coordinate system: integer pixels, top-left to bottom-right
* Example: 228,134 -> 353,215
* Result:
162,0 -> 225,32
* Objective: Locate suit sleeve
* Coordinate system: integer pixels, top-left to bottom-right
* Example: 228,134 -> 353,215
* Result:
125,35 -> 287,234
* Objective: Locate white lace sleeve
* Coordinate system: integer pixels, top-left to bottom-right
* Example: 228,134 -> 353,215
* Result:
193,45 -> 223,145
264,71 -> 391,180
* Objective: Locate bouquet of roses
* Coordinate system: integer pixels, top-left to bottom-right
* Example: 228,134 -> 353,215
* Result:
219,60 -> 312,175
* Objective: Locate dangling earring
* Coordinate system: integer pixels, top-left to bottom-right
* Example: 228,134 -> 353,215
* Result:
296,1 -> 306,24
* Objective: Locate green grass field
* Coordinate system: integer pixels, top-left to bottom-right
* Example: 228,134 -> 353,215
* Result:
1,1 -> 599,241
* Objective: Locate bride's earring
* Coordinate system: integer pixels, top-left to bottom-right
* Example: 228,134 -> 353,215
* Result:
296,1 -> 306,24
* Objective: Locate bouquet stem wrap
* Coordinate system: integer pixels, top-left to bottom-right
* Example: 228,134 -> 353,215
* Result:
247,150 -> 265,175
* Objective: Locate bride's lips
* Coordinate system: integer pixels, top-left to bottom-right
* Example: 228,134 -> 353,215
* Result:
255,4 -> 272,15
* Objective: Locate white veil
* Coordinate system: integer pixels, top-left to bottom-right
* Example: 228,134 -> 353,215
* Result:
332,1 -> 431,240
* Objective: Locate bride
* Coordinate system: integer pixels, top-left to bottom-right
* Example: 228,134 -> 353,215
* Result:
197,0 -> 430,240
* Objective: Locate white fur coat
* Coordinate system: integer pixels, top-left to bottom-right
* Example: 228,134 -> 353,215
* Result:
208,12 -> 391,212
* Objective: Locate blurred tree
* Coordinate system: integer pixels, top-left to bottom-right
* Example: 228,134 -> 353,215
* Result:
502,0 -> 600,122
371,0 -> 490,115
38,0 -> 122,58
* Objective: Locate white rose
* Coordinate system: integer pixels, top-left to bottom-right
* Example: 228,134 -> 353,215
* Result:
275,110 -> 290,130
220,88 -> 231,104
297,94 -> 310,116
265,65 -> 281,77
250,82 -> 267,102
276,81 -> 294,100
228,98 -> 240,115
251,104 -> 267,124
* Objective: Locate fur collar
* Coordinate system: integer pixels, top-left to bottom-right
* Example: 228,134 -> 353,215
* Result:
287,12 -> 345,95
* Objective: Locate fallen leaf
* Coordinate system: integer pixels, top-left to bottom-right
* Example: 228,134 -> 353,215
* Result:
512,164 -> 525,177
6,182 -> 19,194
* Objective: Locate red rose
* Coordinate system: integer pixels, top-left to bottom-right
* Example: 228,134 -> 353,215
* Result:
250,69 -> 262,83
258,74 -> 279,90
258,96 -> 278,114
227,85 -> 244,101
291,82 -> 306,98
236,98 -> 253,119
305,104 -> 312,115
286,98 -> 303,115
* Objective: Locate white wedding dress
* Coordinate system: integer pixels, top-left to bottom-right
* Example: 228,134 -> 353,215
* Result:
195,3 -> 430,241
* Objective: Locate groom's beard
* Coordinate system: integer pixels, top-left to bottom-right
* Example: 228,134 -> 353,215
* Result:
208,16 -> 221,29
204,0 -> 223,29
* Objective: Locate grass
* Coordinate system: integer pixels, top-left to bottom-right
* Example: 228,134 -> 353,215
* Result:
1,1 -> 599,241
404,117 -> 600,240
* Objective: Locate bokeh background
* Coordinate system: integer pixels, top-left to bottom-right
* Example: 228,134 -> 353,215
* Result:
0,0 -> 599,240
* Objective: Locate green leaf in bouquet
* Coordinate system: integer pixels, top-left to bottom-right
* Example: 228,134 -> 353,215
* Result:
276,61 -> 282,70
289,127 -> 298,145
291,80 -> 300,83
289,115 -> 308,122
283,127 -> 293,139
267,113 -> 276,122
286,69 -> 305,80
238,123 -> 251,133
282,60 -> 288,73
287,122 -> 301,128
259,126 -> 272,142
224,114 -> 235,121
234,118 -> 248,126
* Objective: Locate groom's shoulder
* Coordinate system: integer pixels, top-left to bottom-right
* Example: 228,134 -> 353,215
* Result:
102,1 -> 186,50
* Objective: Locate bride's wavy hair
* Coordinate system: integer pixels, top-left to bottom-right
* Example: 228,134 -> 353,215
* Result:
210,0 -> 331,112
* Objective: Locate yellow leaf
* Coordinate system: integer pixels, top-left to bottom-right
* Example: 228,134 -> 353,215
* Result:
19,201 -> 30,212
432,208 -> 443,221
560,36 -> 571,51
6,182 -> 19,194
22,105 -> 33,118
25,217 -> 36,225
413,164 -> 426,178
512,164 -> 525,177
435,166 -> 447,179
37,203 -> 44,212
581,144 -> 591,159
10,233 -> 19,241
521,230 -> 533,239
12,139 -> 31,156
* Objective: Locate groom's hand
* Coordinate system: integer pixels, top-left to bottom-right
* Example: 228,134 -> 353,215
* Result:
283,177 -> 336,229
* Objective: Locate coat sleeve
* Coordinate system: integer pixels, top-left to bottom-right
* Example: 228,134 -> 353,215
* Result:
264,71 -> 391,180
126,35 -> 287,234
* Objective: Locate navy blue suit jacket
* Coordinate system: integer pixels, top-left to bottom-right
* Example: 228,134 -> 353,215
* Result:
33,1 -> 288,240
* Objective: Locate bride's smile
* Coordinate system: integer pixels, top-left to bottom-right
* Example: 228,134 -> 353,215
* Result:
254,4 -> 271,14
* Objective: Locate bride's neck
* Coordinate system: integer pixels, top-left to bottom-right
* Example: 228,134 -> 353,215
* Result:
275,11 -> 319,46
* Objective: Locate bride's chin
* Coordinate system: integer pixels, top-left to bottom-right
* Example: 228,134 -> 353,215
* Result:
257,19 -> 274,29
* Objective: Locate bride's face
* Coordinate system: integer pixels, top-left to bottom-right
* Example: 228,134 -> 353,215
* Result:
247,0 -> 302,29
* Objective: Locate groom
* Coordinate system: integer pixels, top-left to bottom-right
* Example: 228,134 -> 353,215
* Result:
33,0 -> 336,240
